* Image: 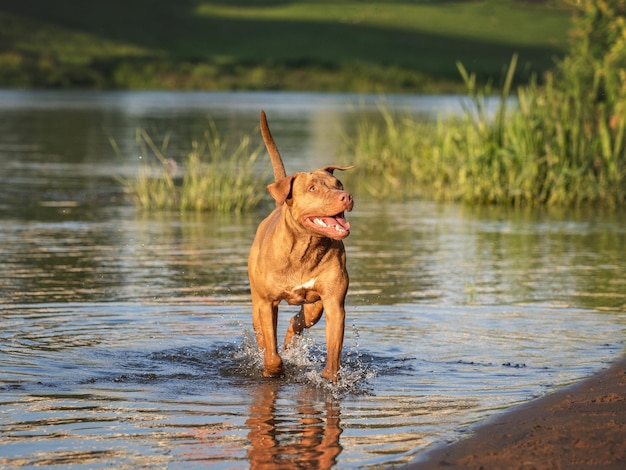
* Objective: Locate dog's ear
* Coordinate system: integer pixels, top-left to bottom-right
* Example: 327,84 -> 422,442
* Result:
267,175 -> 296,207
323,165 -> 355,175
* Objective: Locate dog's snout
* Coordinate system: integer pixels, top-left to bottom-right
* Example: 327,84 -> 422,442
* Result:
338,191 -> 351,202
339,191 -> 354,210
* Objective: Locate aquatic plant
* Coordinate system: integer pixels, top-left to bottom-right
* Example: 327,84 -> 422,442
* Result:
344,0 -> 626,206
117,124 -> 268,213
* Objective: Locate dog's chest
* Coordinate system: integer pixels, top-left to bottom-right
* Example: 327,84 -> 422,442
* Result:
281,277 -> 320,305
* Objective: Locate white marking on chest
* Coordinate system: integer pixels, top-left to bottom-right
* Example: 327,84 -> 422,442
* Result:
292,278 -> 317,291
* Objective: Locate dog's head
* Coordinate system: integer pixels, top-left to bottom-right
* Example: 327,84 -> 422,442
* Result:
268,165 -> 354,240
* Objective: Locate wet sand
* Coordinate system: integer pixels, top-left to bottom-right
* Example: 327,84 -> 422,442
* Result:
405,353 -> 626,469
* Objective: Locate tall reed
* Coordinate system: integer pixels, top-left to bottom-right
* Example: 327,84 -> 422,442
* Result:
117,123 -> 267,213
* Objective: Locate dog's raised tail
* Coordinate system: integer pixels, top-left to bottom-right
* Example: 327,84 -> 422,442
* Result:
260,110 -> 287,182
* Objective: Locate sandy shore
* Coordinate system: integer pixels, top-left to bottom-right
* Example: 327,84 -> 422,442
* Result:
404,354 -> 626,469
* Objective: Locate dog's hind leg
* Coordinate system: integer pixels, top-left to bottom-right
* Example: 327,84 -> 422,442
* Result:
283,301 -> 324,350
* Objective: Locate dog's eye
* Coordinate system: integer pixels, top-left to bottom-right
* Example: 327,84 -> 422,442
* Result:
308,185 -> 317,192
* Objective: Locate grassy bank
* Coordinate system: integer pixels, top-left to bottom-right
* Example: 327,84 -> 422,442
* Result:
0,0 -> 572,92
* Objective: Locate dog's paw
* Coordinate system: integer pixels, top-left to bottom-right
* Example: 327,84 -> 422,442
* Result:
322,368 -> 340,383
262,363 -> 284,378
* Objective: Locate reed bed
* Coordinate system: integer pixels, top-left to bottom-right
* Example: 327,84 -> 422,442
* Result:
117,124 -> 267,213
344,1 -> 626,207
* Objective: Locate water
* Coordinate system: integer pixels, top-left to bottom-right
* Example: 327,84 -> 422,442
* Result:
1,90 -> 625,468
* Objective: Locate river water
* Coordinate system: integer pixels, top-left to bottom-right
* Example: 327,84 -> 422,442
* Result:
1,90 -> 625,468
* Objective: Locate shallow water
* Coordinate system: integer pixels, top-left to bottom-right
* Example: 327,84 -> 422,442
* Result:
1,91 -> 625,468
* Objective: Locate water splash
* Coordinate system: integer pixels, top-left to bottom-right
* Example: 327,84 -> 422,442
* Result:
232,327 -> 265,377
232,325 -> 376,398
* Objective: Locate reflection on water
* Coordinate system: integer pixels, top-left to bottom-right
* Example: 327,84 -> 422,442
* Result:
1,90 -> 625,468
246,382 -> 343,469
348,202 -> 626,310
0,209 -> 255,304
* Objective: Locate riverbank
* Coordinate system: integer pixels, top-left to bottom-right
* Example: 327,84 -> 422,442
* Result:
405,352 -> 626,469
0,0 -> 571,92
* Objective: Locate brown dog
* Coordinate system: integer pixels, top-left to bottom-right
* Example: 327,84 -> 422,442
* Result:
248,110 -> 354,382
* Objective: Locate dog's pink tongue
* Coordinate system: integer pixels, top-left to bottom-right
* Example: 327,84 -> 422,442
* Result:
335,215 -> 350,231
322,215 -> 350,231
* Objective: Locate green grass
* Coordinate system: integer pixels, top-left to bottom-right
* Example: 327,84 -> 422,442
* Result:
343,47 -> 626,207
0,0 -> 573,91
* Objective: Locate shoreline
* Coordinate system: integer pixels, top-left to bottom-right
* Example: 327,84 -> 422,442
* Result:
403,353 -> 626,469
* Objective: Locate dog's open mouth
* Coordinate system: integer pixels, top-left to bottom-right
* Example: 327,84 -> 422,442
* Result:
304,212 -> 351,239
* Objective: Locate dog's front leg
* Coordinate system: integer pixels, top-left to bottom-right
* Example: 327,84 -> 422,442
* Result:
321,298 -> 346,382
257,300 -> 283,377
